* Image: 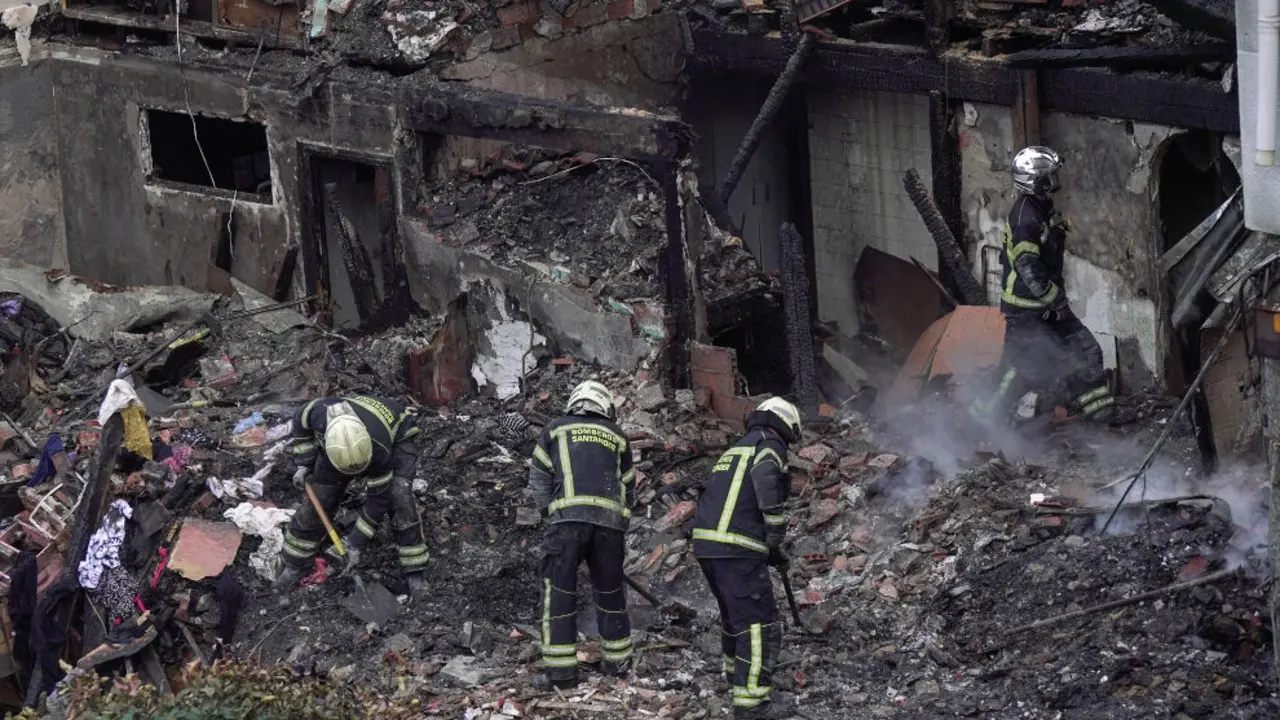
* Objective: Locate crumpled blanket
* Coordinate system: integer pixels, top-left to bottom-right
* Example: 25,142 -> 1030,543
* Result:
29,433 -> 64,487
78,500 -> 132,590
223,502 -> 294,581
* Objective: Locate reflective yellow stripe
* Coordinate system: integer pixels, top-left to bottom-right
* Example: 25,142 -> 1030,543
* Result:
541,579 -> 552,648
533,445 -> 553,470
621,468 -> 636,484
400,426 -> 421,440
299,399 -> 321,431
1006,240 -> 1041,261
348,396 -> 398,436
691,529 -> 768,553
544,656 -> 579,668
763,513 -> 787,527
289,442 -> 316,455
355,516 -> 377,538
1001,282 -> 1059,309
1077,386 -> 1109,404
366,472 -> 393,488
548,495 -> 632,518
556,430 -> 574,498
1083,396 -> 1115,415
748,624 -> 764,692
752,447 -> 784,470
715,448 -> 755,533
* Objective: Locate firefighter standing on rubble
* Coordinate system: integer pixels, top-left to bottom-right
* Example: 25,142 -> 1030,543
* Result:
527,380 -> 636,689
971,145 -> 1132,427
692,397 -> 801,720
272,395 -> 430,594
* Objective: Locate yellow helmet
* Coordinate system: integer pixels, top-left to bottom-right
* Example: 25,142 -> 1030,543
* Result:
323,402 -> 372,475
756,397 -> 802,442
566,380 -> 616,419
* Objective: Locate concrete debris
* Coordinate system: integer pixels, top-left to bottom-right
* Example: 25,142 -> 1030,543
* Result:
381,9 -> 459,62
2,2 -> 37,65
168,519 -> 243,581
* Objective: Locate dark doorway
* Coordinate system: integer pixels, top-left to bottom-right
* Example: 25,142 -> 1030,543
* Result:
1157,131 -> 1241,471
707,291 -> 792,398
146,110 -> 271,198
299,151 -> 410,330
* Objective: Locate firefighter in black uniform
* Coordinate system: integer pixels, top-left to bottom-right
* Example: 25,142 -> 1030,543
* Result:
272,395 -> 430,594
528,380 -> 636,689
970,145 -> 1131,427
692,397 -> 801,720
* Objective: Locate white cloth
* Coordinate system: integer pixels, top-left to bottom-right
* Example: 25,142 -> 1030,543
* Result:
98,379 -> 142,425
223,502 -> 295,580
206,464 -> 270,500
77,499 -> 132,590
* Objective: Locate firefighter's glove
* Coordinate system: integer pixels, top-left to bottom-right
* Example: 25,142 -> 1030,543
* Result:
1041,293 -> 1071,323
766,536 -> 789,568
292,467 -> 310,490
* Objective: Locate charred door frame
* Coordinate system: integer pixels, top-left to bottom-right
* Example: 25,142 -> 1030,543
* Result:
296,143 -> 411,329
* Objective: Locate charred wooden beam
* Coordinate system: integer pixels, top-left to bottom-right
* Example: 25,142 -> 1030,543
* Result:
1004,43 -> 1235,70
1011,69 -> 1041,148
324,182 -> 381,325
903,169 -> 986,306
928,91 -> 964,285
658,161 -> 693,389
61,4 -> 301,49
689,30 -> 1239,133
408,85 -> 690,163
719,33 -> 815,209
779,222 -> 817,415
925,0 -> 952,52
1146,0 -> 1234,41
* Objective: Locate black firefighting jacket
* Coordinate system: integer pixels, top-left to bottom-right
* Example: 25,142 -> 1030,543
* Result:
528,413 -> 635,532
1000,193 -> 1070,317
287,396 -> 420,488
691,414 -> 791,559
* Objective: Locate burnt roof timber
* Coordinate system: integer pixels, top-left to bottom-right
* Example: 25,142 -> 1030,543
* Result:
62,5 -> 302,50
690,30 -> 1240,134
407,84 -> 691,162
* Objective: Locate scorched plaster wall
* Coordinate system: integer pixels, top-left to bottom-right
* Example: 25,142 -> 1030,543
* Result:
0,49 -> 66,268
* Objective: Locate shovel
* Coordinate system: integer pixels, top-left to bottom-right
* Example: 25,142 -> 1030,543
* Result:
303,483 -> 376,611
777,565 -> 822,635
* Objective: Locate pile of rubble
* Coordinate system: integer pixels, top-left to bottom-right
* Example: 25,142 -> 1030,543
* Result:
0,259 -> 1271,719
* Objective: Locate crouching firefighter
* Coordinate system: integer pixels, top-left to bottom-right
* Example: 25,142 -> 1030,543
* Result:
528,381 -> 636,689
971,145 -> 1131,427
273,396 -> 430,594
692,397 -> 801,720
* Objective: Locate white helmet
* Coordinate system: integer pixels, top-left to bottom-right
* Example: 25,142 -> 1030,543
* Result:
756,397 -> 802,443
1012,146 -> 1063,196
566,381 -> 616,420
323,401 -> 373,475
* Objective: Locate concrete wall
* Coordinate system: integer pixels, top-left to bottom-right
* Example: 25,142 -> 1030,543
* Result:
959,102 -> 1176,391
46,46 -> 410,297
807,88 -> 935,338
690,76 -> 790,273
0,53 -> 66,268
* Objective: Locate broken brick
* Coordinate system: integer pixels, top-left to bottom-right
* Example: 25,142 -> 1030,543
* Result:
807,498 -> 840,529
660,472 -> 679,486
818,403 -> 839,418
497,0 -> 540,25
191,491 -> 217,514
867,453 -> 900,470
1180,555 -> 1209,581
798,443 -> 834,465
656,500 -> 697,533
490,24 -> 523,50
76,431 -> 100,453
552,356 -> 575,366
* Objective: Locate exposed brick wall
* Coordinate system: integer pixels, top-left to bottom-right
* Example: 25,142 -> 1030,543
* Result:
691,342 -> 759,430
807,88 -> 935,339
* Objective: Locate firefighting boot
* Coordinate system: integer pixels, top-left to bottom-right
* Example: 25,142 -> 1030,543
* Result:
601,657 -> 631,679
406,573 -> 429,597
271,564 -> 303,594
533,666 -> 580,691
733,692 -> 797,719
1091,403 -> 1138,428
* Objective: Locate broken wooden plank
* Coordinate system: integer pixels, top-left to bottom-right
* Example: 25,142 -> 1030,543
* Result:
1145,0 -> 1234,41
794,0 -> 856,24
1003,43 -> 1234,70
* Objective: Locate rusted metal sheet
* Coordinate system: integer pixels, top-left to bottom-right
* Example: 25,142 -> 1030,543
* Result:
219,0 -> 299,36
854,246 -> 945,353
881,305 -> 1006,410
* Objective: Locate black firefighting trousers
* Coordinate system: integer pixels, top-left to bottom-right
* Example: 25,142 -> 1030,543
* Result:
697,557 -> 781,711
540,522 -> 632,677
281,457 -> 428,573
971,311 -> 1114,421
